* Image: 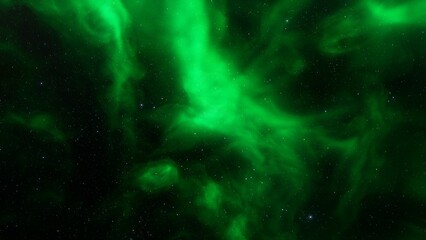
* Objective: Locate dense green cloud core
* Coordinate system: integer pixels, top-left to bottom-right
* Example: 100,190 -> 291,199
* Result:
1,0 -> 425,239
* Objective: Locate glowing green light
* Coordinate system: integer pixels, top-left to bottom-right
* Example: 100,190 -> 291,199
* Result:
197,181 -> 222,212
136,160 -> 179,192
227,215 -> 247,240
7,113 -> 66,141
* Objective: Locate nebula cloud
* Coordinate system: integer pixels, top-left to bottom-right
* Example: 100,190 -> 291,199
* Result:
1,0 -> 425,239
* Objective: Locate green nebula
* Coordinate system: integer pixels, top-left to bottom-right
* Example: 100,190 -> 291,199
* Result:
136,160 -> 179,192
168,0 -> 308,177
18,0 -> 144,144
166,2 -> 313,237
320,0 -> 426,56
197,181 -> 222,212
1,0 -> 425,239
227,215 -> 248,240
6,113 -> 66,141
366,0 -> 426,25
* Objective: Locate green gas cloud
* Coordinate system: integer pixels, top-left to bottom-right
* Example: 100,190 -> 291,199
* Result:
8,0 -> 145,145
1,0 -> 425,239
135,159 -> 179,192
6,113 -> 66,142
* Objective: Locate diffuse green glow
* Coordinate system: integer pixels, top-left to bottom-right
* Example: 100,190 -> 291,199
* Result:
22,0 -> 143,143
320,0 -> 426,56
168,0 -> 307,170
197,181 -> 222,212
167,0 -> 311,238
0,0 -> 10,6
136,160 -> 179,192
164,0 -> 416,238
1,0 -> 424,239
319,10 -> 366,56
6,113 -> 66,141
227,215 -> 248,240
366,0 -> 426,25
